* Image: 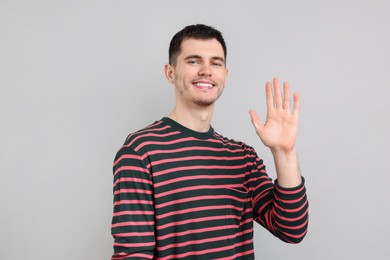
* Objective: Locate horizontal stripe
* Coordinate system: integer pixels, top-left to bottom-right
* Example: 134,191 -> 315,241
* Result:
155,238 -> 253,260
157,233 -> 237,251
124,122 -> 166,142
275,193 -> 307,204
157,215 -> 239,231
112,252 -> 152,260
113,165 -> 149,177
274,199 -> 308,213
112,220 -> 154,228
113,210 -> 154,217
113,177 -> 152,188
126,131 -> 181,148
214,249 -> 254,260
153,164 -> 249,178
135,137 -> 199,151
157,225 -> 237,241
155,184 -> 243,199
113,153 -> 143,167
280,229 -> 308,240
276,218 -> 309,230
275,183 -> 305,195
114,231 -> 155,237
156,194 -> 247,209
114,188 -> 153,195
114,199 -> 154,206
149,154 -> 248,167
154,174 -> 244,188
156,205 -> 243,220
141,146 -> 244,160
114,241 -> 155,248
274,208 -> 309,222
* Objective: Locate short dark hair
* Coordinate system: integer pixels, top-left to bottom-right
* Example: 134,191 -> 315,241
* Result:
168,24 -> 227,66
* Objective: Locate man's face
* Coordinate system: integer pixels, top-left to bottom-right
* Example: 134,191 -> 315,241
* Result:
165,38 -> 228,107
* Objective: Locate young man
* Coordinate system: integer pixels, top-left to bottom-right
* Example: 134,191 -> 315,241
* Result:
111,24 -> 308,260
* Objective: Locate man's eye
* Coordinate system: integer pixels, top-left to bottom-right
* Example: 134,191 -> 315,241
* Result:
187,60 -> 198,64
212,62 -> 223,67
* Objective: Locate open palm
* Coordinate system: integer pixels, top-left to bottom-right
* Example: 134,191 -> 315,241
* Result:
249,78 -> 300,153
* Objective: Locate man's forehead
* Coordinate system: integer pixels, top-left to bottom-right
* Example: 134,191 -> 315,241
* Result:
180,38 -> 224,57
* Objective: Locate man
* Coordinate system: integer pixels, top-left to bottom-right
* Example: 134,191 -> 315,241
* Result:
111,24 -> 308,260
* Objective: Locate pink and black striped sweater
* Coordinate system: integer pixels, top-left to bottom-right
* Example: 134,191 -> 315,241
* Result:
111,117 -> 309,259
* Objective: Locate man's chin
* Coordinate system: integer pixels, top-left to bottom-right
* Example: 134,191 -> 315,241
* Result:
192,98 -> 217,107
190,90 -> 224,107
196,103 -> 214,107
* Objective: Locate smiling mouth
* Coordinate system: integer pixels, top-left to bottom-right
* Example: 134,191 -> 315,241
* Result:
193,82 -> 215,90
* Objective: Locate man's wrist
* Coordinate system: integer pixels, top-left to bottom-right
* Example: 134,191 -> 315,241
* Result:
271,148 -> 302,188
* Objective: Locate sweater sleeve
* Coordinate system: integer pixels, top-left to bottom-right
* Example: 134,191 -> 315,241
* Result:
111,146 -> 155,259
249,150 -> 309,243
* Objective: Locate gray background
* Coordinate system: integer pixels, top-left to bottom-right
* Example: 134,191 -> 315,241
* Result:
1,0 -> 389,259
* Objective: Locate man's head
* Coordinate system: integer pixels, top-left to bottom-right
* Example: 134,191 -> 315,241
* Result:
169,24 -> 227,66
164,24 -> 228,108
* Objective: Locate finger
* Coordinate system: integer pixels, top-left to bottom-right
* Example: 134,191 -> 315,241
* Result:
249,110 -> 264,132
283,81 -> 291,112
292,92 -> 300,117
265,81 -> 274,111
273,77 -> 283,109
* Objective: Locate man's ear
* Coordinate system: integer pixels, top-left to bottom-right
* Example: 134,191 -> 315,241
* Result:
164,64 -> 175,84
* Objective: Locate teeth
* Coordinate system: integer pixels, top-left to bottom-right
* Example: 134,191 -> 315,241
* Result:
195,83 -> 213,88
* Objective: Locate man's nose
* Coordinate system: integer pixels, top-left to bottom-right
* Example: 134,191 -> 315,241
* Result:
198,63 -> 212,77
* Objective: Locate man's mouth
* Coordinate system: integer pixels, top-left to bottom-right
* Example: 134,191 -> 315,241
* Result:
192,81 -> 215,90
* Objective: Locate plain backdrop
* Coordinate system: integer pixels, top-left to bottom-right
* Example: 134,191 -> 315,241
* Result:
1,0 -> 389,259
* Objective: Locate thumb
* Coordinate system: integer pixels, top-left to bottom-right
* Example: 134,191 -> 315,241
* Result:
249,110 -> 263,132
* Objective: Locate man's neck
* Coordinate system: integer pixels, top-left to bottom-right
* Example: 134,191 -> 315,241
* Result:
168,104 -> 214,133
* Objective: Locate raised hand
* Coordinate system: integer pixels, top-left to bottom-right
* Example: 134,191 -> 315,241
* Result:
249,78 -> 300,153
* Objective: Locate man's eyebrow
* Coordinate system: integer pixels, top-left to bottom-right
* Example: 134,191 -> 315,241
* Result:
211,56 -> 225,63
184,55 -> 202,60
184,55 -> 225,63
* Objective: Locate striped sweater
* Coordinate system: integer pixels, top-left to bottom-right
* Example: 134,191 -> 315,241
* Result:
111,117 -> 309,260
